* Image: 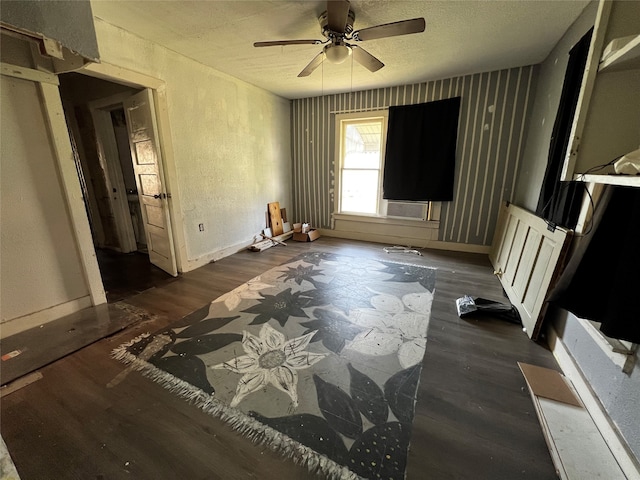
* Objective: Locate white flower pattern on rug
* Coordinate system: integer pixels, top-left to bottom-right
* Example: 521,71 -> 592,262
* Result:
211,324 -> 326,407
213,276 -> 274,311
346,290 -> 434,368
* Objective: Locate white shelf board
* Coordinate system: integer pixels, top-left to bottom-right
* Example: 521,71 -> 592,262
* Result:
519,362 -> 629,480
600,35 -> 640,72
574,173 -> 640,187
535,397 -> 627,480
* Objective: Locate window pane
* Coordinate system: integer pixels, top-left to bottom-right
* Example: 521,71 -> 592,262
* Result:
343,122 -> 381,169
341,170 -> 379,214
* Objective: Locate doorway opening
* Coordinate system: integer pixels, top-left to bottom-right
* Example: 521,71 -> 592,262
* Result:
59,73 -> 176,302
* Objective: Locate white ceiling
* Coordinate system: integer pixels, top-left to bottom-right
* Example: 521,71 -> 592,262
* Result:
90,0 -> 590,99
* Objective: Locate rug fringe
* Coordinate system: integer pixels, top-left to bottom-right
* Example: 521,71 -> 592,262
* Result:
111,337 -> 362,480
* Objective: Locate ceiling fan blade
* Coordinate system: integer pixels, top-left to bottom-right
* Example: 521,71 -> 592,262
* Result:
254,39 -> 323,47
353,18 -> 426,42
351,45 -> 384,72
327,0 -> 350,33
298,51 -> 325,77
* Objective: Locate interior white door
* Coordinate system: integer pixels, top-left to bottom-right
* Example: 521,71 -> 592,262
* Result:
490,202 -> 571,340
123,89 -> 177,276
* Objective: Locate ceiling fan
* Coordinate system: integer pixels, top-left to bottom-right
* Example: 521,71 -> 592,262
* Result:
253,0 -> 426,77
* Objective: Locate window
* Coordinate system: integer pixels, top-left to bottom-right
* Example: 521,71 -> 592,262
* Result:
335,110 -> 433,221
336,112 -> 387,215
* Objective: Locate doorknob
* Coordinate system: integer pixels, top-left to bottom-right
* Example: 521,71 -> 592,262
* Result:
153,194 -> 162,199
494,268 -> 503,278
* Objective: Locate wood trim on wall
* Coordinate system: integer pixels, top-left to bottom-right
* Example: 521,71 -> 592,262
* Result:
181,237 -> 257,272
560,0 -> 613,181
319,229 -> 492,254
152,85 -> 185,272
0,62 -> 59,85
39,82 -> 107,306
82,61 -> 163,90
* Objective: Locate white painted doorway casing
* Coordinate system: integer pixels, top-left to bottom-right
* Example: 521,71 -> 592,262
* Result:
123,89 -> 177,276
80,61 -> 187,280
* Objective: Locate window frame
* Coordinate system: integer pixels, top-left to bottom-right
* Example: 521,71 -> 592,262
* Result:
334,110 -> 389,217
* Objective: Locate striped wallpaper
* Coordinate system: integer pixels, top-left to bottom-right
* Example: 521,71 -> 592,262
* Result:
291,65 -> 536,246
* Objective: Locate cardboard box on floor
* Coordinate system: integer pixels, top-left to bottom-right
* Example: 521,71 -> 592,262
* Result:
293,229 -> 320,242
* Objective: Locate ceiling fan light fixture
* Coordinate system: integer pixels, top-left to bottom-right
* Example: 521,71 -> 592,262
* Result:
324,43 -> 352,64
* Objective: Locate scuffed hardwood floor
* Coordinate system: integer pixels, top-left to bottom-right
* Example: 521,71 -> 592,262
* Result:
1,238 -> 559,479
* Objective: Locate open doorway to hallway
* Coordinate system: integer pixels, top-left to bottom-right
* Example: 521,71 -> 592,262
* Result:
58,73 -> 176,302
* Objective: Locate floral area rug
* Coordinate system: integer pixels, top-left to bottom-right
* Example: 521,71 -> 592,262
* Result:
113,252 -> 436,480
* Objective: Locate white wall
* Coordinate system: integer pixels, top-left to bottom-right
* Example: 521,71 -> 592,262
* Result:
0,13 -> 291,334
93,19 -> 292,270
0,75 -> 90,325
514,1 -> 597,210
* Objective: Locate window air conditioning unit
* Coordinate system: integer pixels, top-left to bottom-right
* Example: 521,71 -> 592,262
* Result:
386,201 -> 429,220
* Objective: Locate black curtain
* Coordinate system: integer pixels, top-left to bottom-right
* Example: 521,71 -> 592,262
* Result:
548,186 -> 640,343
383,97 -> 461,201
536,29 -> 592,229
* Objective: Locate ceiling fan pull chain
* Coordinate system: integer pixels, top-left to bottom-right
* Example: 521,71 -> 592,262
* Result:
350,52 -> 354,94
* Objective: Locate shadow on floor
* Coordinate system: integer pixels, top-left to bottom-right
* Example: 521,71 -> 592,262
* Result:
96,248 -> 177,303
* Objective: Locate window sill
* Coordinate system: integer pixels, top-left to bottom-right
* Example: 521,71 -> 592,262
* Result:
332,213 -> 439,228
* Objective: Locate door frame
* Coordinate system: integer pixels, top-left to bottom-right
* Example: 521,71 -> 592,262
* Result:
10,69 -> 107,307
39,60 -> 185,304
56,61 -> 186,303
79,62 -> 186,272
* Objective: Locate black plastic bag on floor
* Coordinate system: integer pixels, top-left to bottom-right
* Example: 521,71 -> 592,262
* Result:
455,295 -> 521,325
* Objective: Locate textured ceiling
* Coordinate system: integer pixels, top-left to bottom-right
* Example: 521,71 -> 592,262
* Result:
90,0 -> 590,99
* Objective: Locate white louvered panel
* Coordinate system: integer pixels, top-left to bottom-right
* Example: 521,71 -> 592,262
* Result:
386,201 -> 428,220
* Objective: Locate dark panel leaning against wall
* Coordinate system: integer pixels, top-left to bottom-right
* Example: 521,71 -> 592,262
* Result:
291,66 -> 536,246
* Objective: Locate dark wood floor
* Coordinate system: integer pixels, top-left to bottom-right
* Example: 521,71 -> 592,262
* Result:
96,248 -> 177,303
1,238 -> 560,479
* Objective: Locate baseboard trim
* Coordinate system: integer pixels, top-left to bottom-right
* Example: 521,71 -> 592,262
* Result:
1,296 -> 93,338
547,324 -> 640,478
182,232 -> 491,272
318,229 -> 491,254
182,237 -> 259,273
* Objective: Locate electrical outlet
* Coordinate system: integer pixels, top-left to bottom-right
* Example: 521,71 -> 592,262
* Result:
198,223 -> 204,232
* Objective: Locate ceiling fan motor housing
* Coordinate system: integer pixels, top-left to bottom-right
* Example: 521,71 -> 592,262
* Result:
319,9 -> 356,38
